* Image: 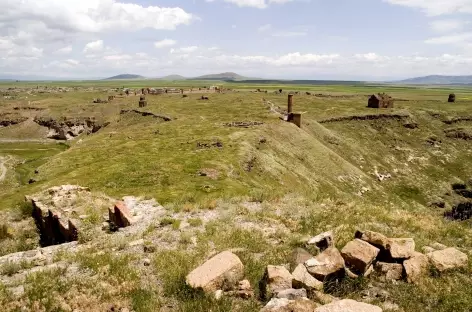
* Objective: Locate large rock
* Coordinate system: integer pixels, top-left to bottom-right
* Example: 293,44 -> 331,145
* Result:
403,252 -> 429,284
292,264 -> 323,291
375,262 -> 403,281
315,299 -> 383,312
261,298 -> 320,312
305,248 -> 345,281
275,288 -> 307,300
186,251 -> 244,292
387,238 -> 415,259
427,248 -> 468,272
290,248 -> 313,271
260,265 -> 293,300
355,230 -> 389,249
307,231 -> 334,251
341,239 -> 380,274
109,201 -> 133,228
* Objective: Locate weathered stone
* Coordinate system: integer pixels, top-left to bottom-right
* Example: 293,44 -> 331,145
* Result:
186,251 -> 244,293
305,248 -> 345,281
307,231 -> 334,251
315,299 -> 383,312
290,248 -> 313,271
364,265 -> 374,277
355,230 -> 389,249
387,238 -> 415,259
214,289 -> 223,300
345,267 -> 359,279
311,291 -> 338,305
239,279 -> 251,291
225,279 -> 254,299
292,264 -> 323,291
422,246 -> 436,254
275,288 -> 307,300
375,262 -> 403,281
143,258 -> 151,266
341,239 -> 379,274
261,298 -> 319,312
109,201 -> 133,228
430,242 -> 447,250
427,248 -> 468,272
404,252 -> 429,284
260,265 -> 293,300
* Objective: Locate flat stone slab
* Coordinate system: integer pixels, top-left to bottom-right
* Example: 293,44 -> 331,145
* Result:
427,248 -> 468,272
387,238 -> 415,259
315,299 -> 383,312
186,251 -> 244,292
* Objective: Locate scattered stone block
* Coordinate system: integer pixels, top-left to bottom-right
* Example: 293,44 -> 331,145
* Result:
275,288 -> 307,300
261,298 -> 320,312
292,264 -> 323,291
315,299 -> 383,312
109,201 -> 133,228
355,230 -> 389,249
375,262 -> 403,281
307,231 -> 334,251
186,251 -> 244,293
290,248 -> 313,271
427,248 -> 468,272
341,239 -> 380,274
387,238 -> 415,259
403,252 -> 429,284
305,248 -> 345,281
260,265 -> 293,300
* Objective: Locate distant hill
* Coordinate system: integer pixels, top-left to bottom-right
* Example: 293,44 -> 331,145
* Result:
104,74 -> 145,80
158,75 -> 187,80
394,75 -> 472,85
190,72 -> 248,80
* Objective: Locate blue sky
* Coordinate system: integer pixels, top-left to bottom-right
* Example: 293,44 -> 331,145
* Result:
1,0 -> 472,80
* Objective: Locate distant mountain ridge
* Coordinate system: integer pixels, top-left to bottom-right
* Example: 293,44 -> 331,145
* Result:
394,75 -> 472,85
190,72 -> 247,80
104,74 -> 145,80
158,75 -> 187,80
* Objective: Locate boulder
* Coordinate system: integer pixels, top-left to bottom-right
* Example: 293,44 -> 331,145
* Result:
315,299 -> 383,312
305,248 -> 345,281
375,262 -> 403,281
260,265 -> 293,300
290,248 -> 313,271
355,230 -> 389,249
307,231 -> 334,251
261,298 -> 320,312
292,264 -> 323,291
387,238 -> 415,259
186,251 -> 244,292
341,239 -> 380,274
109,201 -> 133,228
275,288 -> 307,300
403,252 -> 429,284
427,248 -> 468,272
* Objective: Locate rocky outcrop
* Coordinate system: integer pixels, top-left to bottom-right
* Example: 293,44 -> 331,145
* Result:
119,109 -> 172,121
0,115 -> 28,127
33,117 -> 108,140
186,251 -> 244,293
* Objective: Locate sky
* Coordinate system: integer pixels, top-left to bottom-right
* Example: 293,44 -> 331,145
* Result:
1,0 -> 472,80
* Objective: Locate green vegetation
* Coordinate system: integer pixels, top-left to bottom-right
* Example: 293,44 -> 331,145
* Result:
0,80 -> 471,311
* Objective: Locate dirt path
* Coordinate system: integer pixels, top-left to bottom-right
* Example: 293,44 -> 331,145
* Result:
0,156 -> 11,182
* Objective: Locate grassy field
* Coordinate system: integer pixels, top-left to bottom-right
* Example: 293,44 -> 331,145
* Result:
0,80 -> 471,311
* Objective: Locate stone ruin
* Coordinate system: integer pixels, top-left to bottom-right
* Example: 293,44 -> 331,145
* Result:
283,94 -> 302,128
368,93 -> 394,108
185,229 -> 469,311
139,96 -> 147,107
448,93 -> 456,103
33,117 -> 108,140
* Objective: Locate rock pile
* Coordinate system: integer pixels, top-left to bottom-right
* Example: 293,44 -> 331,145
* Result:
185,230 -> 469,312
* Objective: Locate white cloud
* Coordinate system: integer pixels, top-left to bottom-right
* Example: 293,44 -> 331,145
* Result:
258,24 -> 272,32
83,40 -> 104,53
425,32 -> 472,44
55,45 -> 73,54
384,0 -> 472,16
170,46 -> 199,53
430,20 -> 467,32
0,0 -> 194,35
154,39 -> 177,49
206,0 -> 295,9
